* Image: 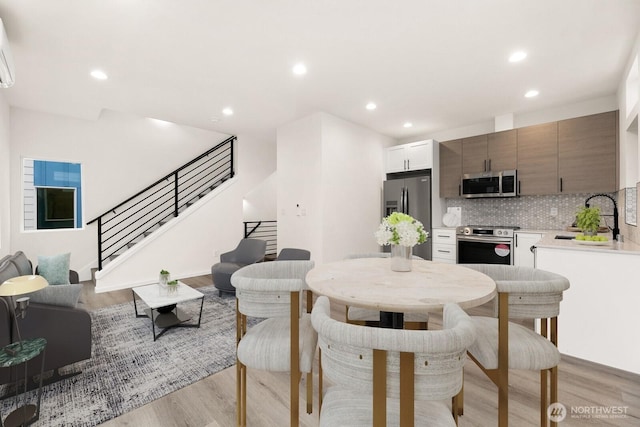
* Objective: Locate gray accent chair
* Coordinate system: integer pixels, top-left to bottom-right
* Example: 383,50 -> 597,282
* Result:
0,252 -> 91,390
276,248 -> 311,261
232,260 -> 317,426
344,253 -> 428,329
462,264 -> 570,427
312,296 -> 475,426
211,238 -> 266,297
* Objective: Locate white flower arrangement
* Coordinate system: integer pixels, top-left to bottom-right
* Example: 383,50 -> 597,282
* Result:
375,212 -> 428,247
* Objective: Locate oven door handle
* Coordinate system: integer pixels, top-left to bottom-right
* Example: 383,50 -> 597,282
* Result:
457,235 -> 512,244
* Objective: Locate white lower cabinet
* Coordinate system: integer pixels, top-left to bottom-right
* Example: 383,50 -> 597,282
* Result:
513,232 -> 542,267
432,227 -> 457,263
536,246 -> 640,374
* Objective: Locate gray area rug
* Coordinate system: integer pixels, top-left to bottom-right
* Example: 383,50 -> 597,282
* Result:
1,285 -> 239,426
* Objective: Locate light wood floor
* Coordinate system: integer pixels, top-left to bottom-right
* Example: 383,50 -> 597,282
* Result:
81,275 -> 640,427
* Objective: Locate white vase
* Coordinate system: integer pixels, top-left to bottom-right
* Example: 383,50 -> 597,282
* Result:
159,273 -> 170,286
390,245 -> 412,272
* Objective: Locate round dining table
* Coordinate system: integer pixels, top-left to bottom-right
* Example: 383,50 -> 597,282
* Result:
306,257 -> 497,424
306,257 -> 496,327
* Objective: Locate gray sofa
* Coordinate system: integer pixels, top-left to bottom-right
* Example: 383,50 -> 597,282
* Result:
0,251 -> 92,387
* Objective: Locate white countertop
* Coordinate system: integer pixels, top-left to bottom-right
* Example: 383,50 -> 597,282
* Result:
535,231 -> 640,255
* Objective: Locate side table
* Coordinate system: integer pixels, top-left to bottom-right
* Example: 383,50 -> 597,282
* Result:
0,338 -> 46,427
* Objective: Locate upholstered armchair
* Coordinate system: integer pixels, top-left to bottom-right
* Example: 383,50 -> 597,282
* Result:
276,248 -> 311,261
462,264 -> 570,427
211,238 -> 266,296
312,296 -> 475,426
0,251 -> 91,389
231,260 -> 317,427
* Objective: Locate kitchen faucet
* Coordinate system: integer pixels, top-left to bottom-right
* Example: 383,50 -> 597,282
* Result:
584,194 -> 620,241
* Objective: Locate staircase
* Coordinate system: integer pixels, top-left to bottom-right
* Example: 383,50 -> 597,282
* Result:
87,136 -> 236,270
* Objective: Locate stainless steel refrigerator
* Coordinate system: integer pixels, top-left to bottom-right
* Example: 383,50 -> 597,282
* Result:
383,174 -> 432,260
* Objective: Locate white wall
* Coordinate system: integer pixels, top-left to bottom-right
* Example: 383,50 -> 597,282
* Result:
618,29 -> 640,188
320,114 -> 394,262
277,112 -> 394,265
277,114 -> 324,262
243,172 -> 277,221
0,93 -> 9,256
8,107 -> 276,284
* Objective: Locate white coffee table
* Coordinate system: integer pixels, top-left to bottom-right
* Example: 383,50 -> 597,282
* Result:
132,281 -> 205,341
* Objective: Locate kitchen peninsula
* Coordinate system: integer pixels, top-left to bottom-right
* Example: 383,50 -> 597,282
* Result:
535,233 -> 640,374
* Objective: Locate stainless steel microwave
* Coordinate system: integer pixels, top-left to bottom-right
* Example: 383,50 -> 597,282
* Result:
461,170 -> 517,198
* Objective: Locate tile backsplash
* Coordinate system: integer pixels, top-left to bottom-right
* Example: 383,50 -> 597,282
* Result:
445,193 -> 620,231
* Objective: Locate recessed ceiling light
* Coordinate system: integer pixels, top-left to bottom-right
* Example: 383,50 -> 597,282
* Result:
222,107 -> 234,116
403,122 -> 413,128
292,63 -> 307,76
525,89 -> 539,98
366,102 -> 377,110
509,51 -> 527,63
90,70 -> 108,80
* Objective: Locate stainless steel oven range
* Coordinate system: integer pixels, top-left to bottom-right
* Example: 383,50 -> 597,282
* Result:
456,225 -> 520,265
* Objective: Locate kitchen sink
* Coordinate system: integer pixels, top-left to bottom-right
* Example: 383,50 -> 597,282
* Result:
554,235 -> 574,240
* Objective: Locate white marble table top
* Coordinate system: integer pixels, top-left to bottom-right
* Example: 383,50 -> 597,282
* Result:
306,258 -> 496,313
132,281 -> 204,309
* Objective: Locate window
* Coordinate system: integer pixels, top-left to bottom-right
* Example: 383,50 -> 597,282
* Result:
23,159 -> 83,230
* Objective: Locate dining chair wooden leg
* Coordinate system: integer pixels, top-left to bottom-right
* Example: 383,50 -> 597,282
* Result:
550,366 -> 558,427
497,292 -> 509,427
236,300 -> 246,427
540,318 -> 548,427
305,289 -> 314,415
452,392 -> 460,425
306,290 -> 313,314
318,348 -> 323,412
550,317 -> 559,427
399,351 -> 414,427
457,375 -> 464,416
540,369 -> 548,427
372,349 -> 387,427
236,341 -> 247,426
306,371 -> 313,414
290,291 -> 300,427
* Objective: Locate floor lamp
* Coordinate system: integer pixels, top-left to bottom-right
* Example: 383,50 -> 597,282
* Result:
0,275 -> 49,355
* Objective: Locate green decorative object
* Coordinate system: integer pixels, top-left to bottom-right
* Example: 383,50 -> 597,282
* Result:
167,280 -> 178,295
576,206 -> 601,234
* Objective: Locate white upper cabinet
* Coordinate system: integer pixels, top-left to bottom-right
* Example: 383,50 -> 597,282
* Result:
386,140 -> 434,173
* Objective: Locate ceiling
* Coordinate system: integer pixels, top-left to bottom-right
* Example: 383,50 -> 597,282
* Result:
0,0 -> 639,142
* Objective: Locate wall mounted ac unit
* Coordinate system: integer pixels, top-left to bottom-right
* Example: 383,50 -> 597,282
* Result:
0,18 -> 15,88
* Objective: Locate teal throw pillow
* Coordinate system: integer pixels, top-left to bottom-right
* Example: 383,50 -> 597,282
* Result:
37,253 -> 71,285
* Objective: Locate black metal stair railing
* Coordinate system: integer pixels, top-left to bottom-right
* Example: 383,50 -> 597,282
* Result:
88,136 -> 236,270
244,220 -> 277,259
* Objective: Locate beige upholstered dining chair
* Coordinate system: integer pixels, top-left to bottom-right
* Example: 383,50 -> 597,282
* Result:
461,264 -> 570,427
311,295 -> 476,427
344,253 -> 428,329
231,260 -> 317,427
